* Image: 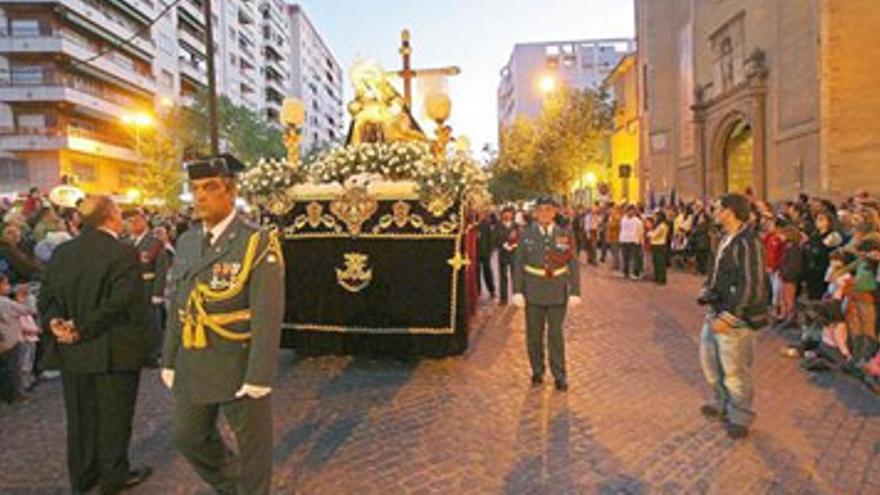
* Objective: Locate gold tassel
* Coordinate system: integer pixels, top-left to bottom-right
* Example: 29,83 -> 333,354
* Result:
193,321 -> 207,349
182,318 -> 193,349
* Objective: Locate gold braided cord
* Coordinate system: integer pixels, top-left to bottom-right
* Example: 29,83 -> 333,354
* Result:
181,230 -> 282,349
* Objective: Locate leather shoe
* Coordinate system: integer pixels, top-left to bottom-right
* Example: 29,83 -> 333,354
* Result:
724,422 -> 749,440
531,375 -> 543,387
555,381 -> 568,392
700,404 -> 724,421
123,466 -> 153,488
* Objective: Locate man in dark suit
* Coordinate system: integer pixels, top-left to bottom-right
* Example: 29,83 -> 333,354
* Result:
476,210 -> 497,299
161,155 -> 285,494
38,195 -> 153,494
124,208 -> 170,361
494,207 -> 520,305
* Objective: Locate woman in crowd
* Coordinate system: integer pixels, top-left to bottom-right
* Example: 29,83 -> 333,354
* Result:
649,211 -> 670,285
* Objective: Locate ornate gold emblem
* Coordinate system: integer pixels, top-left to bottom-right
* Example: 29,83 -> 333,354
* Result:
336,252 -> 373,293
306,201 -> 324,226
420,187 -> 455,218
330,187 -> 378,236
392,201 -> 411,227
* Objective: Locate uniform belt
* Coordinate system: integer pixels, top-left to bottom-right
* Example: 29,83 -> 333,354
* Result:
524,265 -> 568,278
181,307 -> 252,349
142,273 -> 156,281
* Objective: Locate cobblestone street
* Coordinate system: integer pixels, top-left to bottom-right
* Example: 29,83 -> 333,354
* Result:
2,264 -> 879,494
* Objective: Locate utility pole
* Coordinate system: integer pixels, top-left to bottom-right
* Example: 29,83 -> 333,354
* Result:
203,0 -> 219,155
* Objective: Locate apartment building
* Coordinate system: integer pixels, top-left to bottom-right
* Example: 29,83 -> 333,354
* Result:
286,3 -> 342,153
0,0 -> 341,194
0,0 -> 159,194
497,38 -> 635,131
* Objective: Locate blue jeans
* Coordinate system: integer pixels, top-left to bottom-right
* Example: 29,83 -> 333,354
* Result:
699,316 -> 756,426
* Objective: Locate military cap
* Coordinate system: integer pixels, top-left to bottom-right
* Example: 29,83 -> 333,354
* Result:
534,195 -> 559,207
185,153 -> 246,180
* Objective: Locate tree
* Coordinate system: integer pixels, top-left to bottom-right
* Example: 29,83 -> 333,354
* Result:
181,92 -> 286,165
489,87 -> 612,202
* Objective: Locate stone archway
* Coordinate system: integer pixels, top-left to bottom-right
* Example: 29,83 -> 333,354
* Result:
723,119 -> 753,194
709,112 -> 756,197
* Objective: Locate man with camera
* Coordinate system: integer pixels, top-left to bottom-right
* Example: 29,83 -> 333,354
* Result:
698,193 -> 768,439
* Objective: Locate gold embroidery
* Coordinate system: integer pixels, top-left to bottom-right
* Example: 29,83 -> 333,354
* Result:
335,252 -> 373,293
329,187 -> 378,236
420,187 -> 455,218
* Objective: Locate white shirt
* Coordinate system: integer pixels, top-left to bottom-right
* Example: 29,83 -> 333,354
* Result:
205,209 -> 236,245
537,223 -> 555,237
133,231 -> 147,247
619,216 -> 643,243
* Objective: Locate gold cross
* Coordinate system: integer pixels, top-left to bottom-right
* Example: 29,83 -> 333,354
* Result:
390,29 -> 461,109
447,251 -> 471,272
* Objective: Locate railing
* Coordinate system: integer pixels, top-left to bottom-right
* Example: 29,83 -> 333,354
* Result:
0,72 -> 147,109
0,30 -> 155,83
0,125 -> 131,147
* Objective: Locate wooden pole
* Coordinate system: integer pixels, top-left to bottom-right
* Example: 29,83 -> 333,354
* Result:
204,0 -> 219,155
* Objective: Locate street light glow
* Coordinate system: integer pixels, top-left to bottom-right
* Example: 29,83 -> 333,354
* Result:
539,75 -> 556,94
121,112 -> 155,128
585,172 -> 598,187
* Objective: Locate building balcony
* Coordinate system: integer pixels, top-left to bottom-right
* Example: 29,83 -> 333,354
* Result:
178,1 -> 206,30
0,34 -> 157,94
179,58 -> 207,86
0,125 -> 138,162
0,81 -> 143,122
11,0 -> 155,60
177,25 -> 206,54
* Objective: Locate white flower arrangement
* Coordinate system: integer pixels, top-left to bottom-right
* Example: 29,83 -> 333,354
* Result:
243,142 -> 492,209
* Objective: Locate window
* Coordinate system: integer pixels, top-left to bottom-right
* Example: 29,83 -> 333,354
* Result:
71,162 -> 97,183
11,19 -> 41,37
17,113 -> 46,128
0,158 -> 28,184
11,66 -> 44,85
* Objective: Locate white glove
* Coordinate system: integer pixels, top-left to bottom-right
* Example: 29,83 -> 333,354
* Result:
235,383 -> 272,399
160,368 -> 174,389
151,296 -> 164,305
512,293 -> 526,308
568,296 -> 582,308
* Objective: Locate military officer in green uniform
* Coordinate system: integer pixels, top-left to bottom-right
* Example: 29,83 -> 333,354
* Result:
512,196 -> 581,391
160,154 -> 285,494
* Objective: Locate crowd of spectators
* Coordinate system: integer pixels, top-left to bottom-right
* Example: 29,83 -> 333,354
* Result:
0,187 -> 195,408
476,188 -> 880,393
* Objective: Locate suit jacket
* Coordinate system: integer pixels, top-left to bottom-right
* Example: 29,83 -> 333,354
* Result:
131,232 -> 170,301
161,215 -> 284,404
512,223 -> 581,306
38,227 -> 154,373
495,222 -> 520,263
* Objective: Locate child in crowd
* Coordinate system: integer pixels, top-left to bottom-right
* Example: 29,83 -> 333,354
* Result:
0,273 -> 35,404
845,239 -> 879,364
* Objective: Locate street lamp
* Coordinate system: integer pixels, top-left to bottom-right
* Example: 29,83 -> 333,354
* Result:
121,112 -> 154,157
538,74 -> 557,94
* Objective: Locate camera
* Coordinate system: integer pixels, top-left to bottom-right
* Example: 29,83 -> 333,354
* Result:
696,287 -> 721,306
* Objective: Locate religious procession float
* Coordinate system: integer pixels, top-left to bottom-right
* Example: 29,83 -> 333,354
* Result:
240,32 -> 489,357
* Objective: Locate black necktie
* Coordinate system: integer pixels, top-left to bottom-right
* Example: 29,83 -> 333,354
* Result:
202,231 -> 213,256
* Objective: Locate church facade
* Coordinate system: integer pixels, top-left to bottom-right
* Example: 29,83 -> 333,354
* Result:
635,0 -> 880,202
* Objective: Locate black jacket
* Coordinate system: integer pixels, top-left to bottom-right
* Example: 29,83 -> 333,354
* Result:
706,225 -> 768,329
38,227 -> 154,373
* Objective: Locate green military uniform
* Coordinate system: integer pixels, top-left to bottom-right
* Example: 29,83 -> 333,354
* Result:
162,156 -> 285,495
512,221 -> 580,386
